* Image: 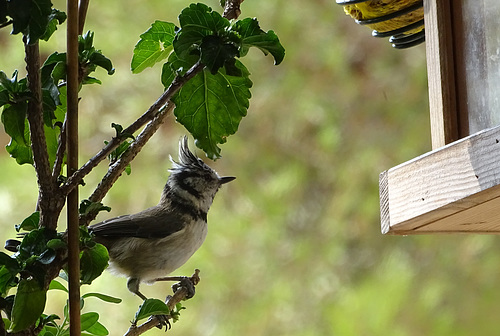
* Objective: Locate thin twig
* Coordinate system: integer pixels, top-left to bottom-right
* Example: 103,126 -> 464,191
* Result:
52,120 -> 67,181
79,102 -> 175,225
78,0 -> 90,35
63,61 -> 204,199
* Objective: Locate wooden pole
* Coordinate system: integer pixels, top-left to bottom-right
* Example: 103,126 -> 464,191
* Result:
66,0 -> 81,334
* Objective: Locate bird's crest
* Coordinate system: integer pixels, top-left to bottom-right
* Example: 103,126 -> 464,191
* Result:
169,136 -> 210,173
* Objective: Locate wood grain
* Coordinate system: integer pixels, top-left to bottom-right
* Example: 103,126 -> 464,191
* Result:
424,0 -> 459,149
381,124 -> 500,234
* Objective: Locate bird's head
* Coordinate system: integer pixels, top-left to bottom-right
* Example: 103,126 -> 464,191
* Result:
165,136 -> 235,209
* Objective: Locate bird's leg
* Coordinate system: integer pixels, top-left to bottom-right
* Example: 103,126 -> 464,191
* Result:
127,278 -> 148,301
127,277 -> 171,330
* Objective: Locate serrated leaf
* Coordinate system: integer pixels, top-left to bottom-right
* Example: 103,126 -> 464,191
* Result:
10,278 -> 47,332
174,3 -> 230,58
178,3 -> 228,34
131,21 -> 177,73
16,211 -> 40,232
80,243 -> 109,285
200,35 -> 239,74
134,298 -> 170,323
173,61 -> 252,159
81,292 -> 122,304
232,18 -> 285,65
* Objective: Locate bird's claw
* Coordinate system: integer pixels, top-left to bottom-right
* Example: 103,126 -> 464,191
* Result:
172,277 -> 196,299
149,314 -> 171,331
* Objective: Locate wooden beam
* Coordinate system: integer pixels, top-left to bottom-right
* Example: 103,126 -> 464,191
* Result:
380,124 -> 500,234
424,0 -> 460,149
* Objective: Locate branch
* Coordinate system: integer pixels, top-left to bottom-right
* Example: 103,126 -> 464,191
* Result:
124,270 -> 201,336
63,61 -> 204,199
78,0 -> 90,35
79,101 -> 174,225
52,120 -> 66,181
25,40 -> 62,230
223,0 -> 244,19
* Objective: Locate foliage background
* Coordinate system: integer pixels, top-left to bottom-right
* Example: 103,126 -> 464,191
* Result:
1,0 -> 500,335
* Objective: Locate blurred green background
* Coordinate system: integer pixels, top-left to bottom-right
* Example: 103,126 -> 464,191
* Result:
2,0 -> 500,335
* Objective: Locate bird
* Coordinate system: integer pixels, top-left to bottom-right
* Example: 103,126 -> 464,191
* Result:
88,135 -> 235,300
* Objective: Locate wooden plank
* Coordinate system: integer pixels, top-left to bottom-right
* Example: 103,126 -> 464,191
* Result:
380,124 -> 500,234
424,0 -> 460,149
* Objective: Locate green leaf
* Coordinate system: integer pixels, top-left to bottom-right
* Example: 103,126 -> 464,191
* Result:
0,266 -> 17,296
80,243 -> 109,285
85,320 -> 108,335
134,298 -> 170,323
40,9 -> 66,41
161,51 -> 199,89
131,20 -> 177,73
5,119 -> 33,165
174,3 -> 230,58
16,211 -> 40,232
25,0 -> 53,44
178,3 -> 228,35
48,279 -> 68,292
0,252 -> 19,270
2,103 -> 28,146
8,0 -> 31,35
199,35 -> 239,74
79,200 -> 111,217
0,89 -> 9,107
172,61 -> 252,159
81,292 -> 122,304
232,18 -> 285,65
46,238 -> 66,250
80,312 -> 99,331
10,278 -> 47,332
88,52 -> 115,75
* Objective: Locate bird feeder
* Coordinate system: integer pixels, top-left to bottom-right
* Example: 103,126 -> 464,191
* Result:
376,0 -> 500,234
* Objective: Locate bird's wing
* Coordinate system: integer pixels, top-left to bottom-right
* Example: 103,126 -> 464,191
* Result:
88,206 -> 186,239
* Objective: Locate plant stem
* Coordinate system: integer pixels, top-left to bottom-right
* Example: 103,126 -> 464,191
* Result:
78,0 -> 90,35
66,0 -> 81,334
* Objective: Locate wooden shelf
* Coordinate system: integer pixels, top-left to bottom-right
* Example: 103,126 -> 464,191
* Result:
380,124 -> 500,234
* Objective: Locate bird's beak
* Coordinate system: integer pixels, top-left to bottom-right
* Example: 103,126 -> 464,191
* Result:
219,176 -> 236,184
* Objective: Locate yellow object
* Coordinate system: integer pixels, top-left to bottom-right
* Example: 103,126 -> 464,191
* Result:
343,0 -> 424,34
